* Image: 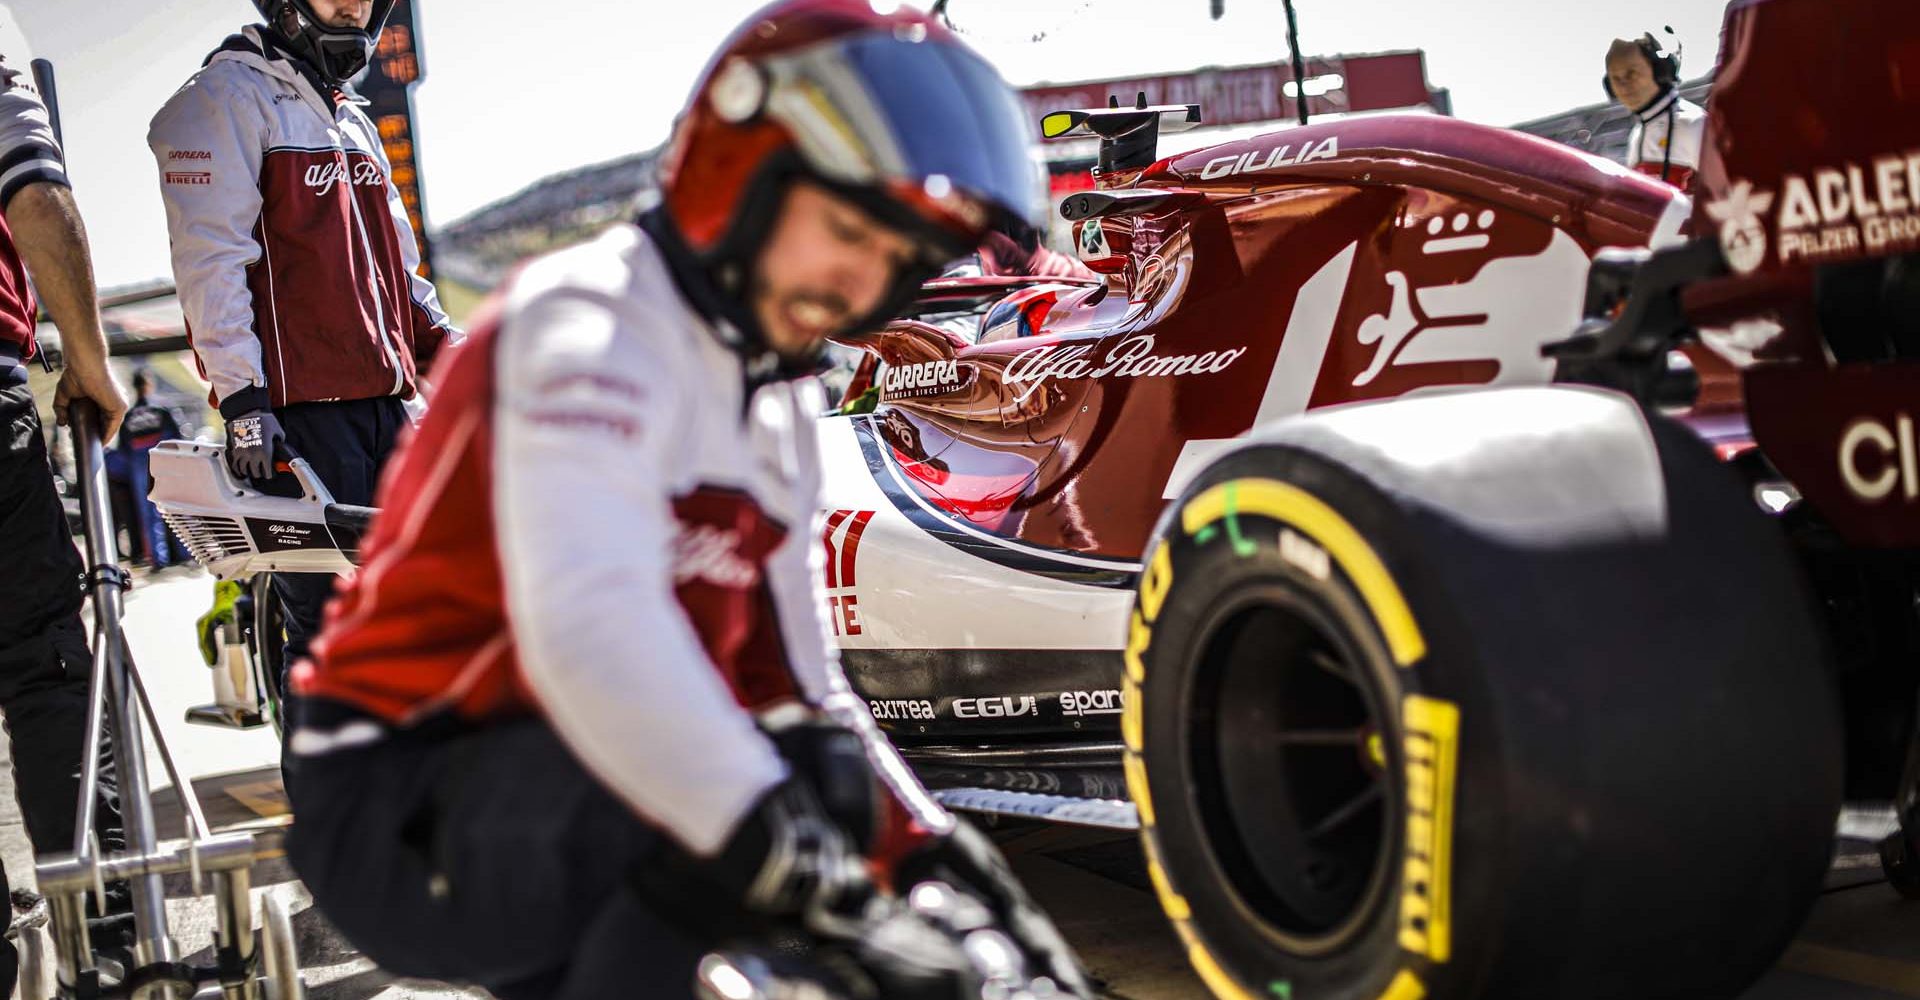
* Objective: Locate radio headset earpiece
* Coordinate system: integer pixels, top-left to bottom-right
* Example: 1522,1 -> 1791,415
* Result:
1602,27 -> 1682,99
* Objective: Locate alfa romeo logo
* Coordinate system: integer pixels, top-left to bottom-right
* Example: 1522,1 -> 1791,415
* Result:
1077,218 -> 1108,259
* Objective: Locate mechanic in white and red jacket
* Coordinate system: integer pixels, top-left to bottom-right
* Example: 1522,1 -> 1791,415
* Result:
147,0 -> 456,702
284,3 -> 1088,997
1605,31 -> 1705,191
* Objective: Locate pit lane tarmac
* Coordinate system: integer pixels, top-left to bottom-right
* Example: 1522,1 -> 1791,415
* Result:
0,569 -> 1909,1000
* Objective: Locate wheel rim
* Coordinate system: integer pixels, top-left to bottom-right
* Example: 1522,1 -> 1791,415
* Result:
1184,586 -> 1398,955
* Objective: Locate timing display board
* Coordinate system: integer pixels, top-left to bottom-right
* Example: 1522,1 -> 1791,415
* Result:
356,0 -> 434,277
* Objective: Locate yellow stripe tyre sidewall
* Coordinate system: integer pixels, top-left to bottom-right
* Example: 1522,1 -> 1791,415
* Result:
1129,476 -> 1437,1000
1179,480 -> 1425,667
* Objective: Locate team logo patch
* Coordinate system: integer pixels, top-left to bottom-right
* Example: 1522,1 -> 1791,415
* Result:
1078,219 -> 1109,259
1704,179 -> 1774,275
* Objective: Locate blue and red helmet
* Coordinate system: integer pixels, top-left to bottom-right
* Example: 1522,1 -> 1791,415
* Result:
657,0 -> 1045,301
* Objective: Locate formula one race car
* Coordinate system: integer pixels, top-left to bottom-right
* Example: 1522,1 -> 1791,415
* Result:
816,1 -> 1907,997
149,2 -> 1889,994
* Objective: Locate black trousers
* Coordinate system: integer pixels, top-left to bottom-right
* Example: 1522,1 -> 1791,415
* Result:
287,718 -> 745,1000
0,384 -> 129,985
263,398 -> 406,701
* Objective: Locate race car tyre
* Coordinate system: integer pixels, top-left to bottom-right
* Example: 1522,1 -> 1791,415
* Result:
1125,386 -> 1842,1000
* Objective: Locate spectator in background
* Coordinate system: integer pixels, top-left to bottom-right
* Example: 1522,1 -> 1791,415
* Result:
116,368 -> 192,570
1605,30 -> 1706,191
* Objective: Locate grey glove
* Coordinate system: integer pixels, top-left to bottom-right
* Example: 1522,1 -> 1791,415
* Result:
225,409 -> 285,482
895,821 -> 1095,998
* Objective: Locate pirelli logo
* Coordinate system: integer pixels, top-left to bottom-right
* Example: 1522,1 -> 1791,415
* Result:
164,171 -> 212,186
1399,694 -> 1460,964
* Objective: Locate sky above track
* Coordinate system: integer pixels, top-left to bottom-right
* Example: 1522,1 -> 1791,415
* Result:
13,0 -> 1730,288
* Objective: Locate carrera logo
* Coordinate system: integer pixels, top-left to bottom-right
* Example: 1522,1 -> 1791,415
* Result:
1840,414 -> 1920,503
167,150 -> 213,161
882,359 -> 964,399
1199,136 -> 1339,180
303,159 -> 384,197
671,524 -> 759,589
1005,333 -> 1246,404
953,696 -> 1037,719
1060,689 -> 1123,717
164,171 -> 212,186
868,698 -> 935,722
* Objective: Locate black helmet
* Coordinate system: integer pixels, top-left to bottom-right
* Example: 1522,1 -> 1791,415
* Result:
250,0 -> 396,84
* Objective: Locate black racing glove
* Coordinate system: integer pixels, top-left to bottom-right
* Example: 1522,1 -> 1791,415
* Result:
224,409 -> 285,482
769,720 -> 886,853
720,776 -> 878,940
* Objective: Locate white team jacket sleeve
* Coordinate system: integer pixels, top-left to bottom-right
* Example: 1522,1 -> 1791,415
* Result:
0,16 -> 68,208
493,273 -> 788,857
148,67 -> 269,409
762,380 -> 848,706
758,381 -> 955,836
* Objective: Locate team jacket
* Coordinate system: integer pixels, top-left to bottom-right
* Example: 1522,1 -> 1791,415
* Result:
0,7 -> 68,367
1626,89 -> 1706,191
294,224 -> 911,856
148,26 -> 455,418
117,399 -> 184,453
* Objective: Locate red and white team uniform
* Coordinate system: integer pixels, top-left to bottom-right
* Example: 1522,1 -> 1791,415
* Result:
1626,89 -> 1706,191
296,222 -> 907,853
147,26 -> 454,417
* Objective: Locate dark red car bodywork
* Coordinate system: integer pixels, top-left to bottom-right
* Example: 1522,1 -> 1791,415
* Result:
1683,0 -> 1920,549
839,115 -> 1690,564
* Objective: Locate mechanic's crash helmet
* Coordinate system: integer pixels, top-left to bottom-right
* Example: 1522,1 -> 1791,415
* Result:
657,0 -> 1045,331
250,0 -> 396,84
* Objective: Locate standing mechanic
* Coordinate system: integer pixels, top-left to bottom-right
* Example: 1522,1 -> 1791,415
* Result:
147,0 -> 456,708
0,5 -> 132,989
1604,29 -> 1706,190
286,2 -> 1088,998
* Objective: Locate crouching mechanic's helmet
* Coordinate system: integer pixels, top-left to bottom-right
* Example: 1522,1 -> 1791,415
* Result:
250,0 -> 396,84
655,0 -> 1046,364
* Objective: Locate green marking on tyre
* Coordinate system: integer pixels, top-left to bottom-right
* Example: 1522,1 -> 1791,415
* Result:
1224,480 -> 1256,557
1196,525 -> 1219,545
1268,981 -> 1292,999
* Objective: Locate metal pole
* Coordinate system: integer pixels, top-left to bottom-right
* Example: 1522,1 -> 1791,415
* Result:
66,401 -> 177,976
212,869 -> 259,1000
1283,0 -> 1310,126
48,893 -> 92,993
70,628 -> 107,859
29,59 -> 62,147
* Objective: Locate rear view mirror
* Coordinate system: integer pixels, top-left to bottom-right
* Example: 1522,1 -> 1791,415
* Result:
1042,111 -> 1085,139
